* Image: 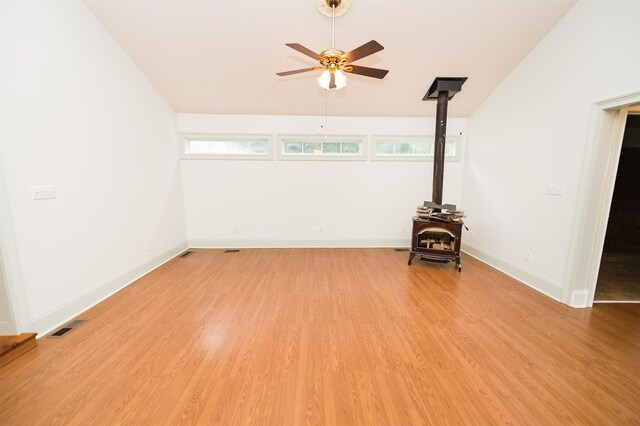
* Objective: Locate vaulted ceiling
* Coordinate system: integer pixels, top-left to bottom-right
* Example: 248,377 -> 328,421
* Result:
85,0 -> 575,117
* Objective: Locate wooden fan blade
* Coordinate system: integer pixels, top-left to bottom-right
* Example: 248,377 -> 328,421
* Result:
345,65 -> 389,79
329,73 -> 336,89
276,67 -> 317,76
285,43 -> 321,60
344,40 -> 384,63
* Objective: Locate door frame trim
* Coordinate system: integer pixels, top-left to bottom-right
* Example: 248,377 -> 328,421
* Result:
563,91 -> 640,307
0,0 -> 31,334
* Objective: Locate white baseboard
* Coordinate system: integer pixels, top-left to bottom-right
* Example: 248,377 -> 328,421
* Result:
30,241 -> 188,337
189,238 -> 411,249
0,321 -> 18,335
570,290 -> 589,308
462,243 -> 564,303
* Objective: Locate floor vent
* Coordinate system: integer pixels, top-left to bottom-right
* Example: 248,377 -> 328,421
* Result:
224,249 -> 240,253
394,248 -> 410,252
179,250 -> 195,258
48,319 -> 86,338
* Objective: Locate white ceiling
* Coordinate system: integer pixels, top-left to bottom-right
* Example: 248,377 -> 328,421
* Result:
85,0 -> 575,117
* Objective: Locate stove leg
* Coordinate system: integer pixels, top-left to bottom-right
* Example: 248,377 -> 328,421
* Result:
408,252 -> 416,265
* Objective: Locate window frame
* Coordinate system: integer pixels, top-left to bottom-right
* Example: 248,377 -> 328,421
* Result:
179,133 -> 274,160
371,135 -> 462,162
275,134 -> 368,161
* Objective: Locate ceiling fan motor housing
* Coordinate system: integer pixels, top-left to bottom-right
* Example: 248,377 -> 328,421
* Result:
320,49 -> 347,71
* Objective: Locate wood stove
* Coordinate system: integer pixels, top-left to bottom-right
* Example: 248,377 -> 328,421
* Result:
409,77 -> 467,271
409,220 -> 463,270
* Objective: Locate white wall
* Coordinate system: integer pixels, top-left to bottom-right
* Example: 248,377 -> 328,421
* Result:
1,1 -> 187,334
178,114 -> 467,247
461,0 -> 640,301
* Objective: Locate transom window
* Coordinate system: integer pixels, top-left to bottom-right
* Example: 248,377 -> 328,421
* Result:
181,134 -> 272,159
278,136 -> 366,160
372,136 -> 460,161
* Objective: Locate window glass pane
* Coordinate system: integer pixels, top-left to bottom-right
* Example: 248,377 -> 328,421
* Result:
323,142 -> 340,153
216,141 -> 250,154
209,142 -> 226,154
413,143 -> 431,155
188,140 -> 204,154
284,142 -> 302,153
238,141 -> 252,152
251,142 -> 267,154
341,142 -> 360,154
445,142 -> 456,157
303,142 -> 321,154
186,138 -> 268,155
398,143 -> 413,155
376,143 -> 394,155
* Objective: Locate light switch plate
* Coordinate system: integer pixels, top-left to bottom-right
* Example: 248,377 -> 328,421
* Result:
31,185 -> 57,200
545,184 -> 564,196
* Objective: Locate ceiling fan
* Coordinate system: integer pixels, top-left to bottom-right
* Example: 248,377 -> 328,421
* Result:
276,0 -> 388,90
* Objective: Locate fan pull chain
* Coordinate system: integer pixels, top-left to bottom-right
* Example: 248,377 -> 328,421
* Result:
324,90 -> 328,138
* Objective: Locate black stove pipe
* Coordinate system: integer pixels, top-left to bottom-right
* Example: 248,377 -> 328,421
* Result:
422,77 -> 467,211
432,91 -> 448,207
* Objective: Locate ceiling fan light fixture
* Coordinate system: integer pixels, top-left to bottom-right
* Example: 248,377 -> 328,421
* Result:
317,69 -> 348,91
317,69 -> 332,90
334,69 -> 347,90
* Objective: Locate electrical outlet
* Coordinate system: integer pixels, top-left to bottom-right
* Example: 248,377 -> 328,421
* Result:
402,225 -> 406,233
467,230 -> 474,240
31,185 -> 57,200
145,241 -> 151,251
524,251 -> 532,262
163,233 -> 168,242
545,184 -> 564,196
233,227 -> 239,234
311,225 -> 323,234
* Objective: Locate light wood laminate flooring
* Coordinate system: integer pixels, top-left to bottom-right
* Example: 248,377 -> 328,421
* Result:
1,249 -> 639,424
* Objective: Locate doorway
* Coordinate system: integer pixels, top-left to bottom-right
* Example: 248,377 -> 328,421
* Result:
594,113 -> 640,303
